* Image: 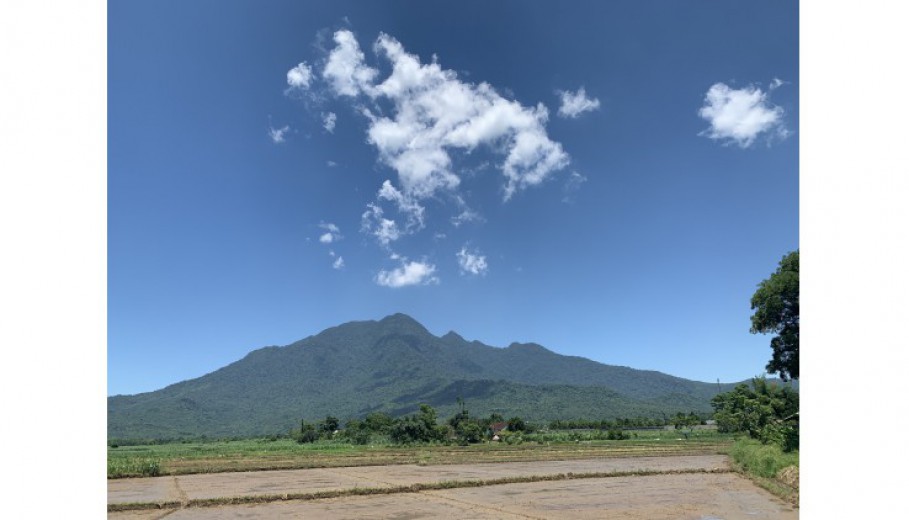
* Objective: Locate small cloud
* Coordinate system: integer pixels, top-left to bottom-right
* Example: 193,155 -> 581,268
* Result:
451,209 -> 481,227
318,222 -> 342,243
327,160 -> 338,167
287,62 -> 314,90
698,81 -> 789,148
361,203 -> 401,246
268,125 -> 290,143
332,256 -> 345,269
562,171 -> 587,203
457,246 -> 488,276
376,260 -> 438,287
557,87 -> 600,118
322,112 -> 337,133
451,195 -> 483,227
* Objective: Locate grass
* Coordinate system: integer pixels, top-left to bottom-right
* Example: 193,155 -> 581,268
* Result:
107,457 -> 161,478
728,438 -> 798,504
108,430 -> 735,478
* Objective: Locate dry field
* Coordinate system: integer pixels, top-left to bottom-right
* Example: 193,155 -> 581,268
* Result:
109,454 -> 797,519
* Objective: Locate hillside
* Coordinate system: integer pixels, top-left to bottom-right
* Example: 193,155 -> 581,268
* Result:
108,314 -> 783,439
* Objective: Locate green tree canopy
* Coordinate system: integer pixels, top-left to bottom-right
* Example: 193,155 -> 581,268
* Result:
711,378 -> 799,451
750,250 -> 799,380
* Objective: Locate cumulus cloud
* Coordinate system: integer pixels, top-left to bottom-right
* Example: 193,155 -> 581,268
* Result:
322,30 -> 378,96
456,246 -> 488,276
332,255 -> 345,269
557,87 -> 600,118
268,125 -> 290,143
288,30 -> 578,278
376,259 -> 438,287
319,30 -> 569,204
287,62 -> 314,90
698,82 -> 789,148
322,112 -> 337,133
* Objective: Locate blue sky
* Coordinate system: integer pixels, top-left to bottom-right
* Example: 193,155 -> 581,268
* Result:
108,0 -> 798,396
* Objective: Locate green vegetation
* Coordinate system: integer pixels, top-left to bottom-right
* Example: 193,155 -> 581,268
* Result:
728,438 -> 799,504
750,250 -> 799,380
109,313 -> 762,440
711,377 -> 798,452
108,424 -> 735,478
390,404 -> 447,444
107,457 -> 161,478
729,438 -> 798,479
710,378 -> 799,501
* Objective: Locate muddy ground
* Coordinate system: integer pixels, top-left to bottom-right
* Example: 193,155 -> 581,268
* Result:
109,455 -> 796,519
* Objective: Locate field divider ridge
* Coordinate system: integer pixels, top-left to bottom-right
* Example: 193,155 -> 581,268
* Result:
108,467 -> 733,513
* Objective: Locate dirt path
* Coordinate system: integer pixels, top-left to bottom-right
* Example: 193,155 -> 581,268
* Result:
108,455 -> 796,519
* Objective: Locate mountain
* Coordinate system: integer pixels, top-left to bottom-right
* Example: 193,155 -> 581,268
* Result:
108,313 -> 789,439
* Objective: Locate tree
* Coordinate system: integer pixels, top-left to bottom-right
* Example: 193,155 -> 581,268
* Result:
711,378 -> 799,451
319,415 -> 340,437
750,250 -> 799,380
507,416 -> 526,432
297,420 -> 319,443
390,404 -> 445,444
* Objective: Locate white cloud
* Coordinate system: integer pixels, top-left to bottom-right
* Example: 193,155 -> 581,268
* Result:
361,203 -> 401,246
287,62 -> 314,89
268,125 -> 290,143
332,256 -> 345,269
318,30 -> 569,204
327,160 -> 337,167
318,222 -> 341,243
322,29 -> 378,97
452,208 -> 481,227
557,87 -> 600,118
698,82 -> 788,148
322,112 -> 337,133
456,246 -> 488,276
377,179 -> 425,230
376,260 -> 438,287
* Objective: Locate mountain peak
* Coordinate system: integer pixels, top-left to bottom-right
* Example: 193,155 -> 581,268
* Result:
442,330 -> 465,342
378,313 -> 430,334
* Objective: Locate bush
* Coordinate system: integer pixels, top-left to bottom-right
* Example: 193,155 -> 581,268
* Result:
456,422 -> 484,445
390,405 -> 446,444
730,438 -> 798,479
297,422 -> 319,444
606,428 -> 628,440
507,416 -> 526,432
500,431 -> 524,445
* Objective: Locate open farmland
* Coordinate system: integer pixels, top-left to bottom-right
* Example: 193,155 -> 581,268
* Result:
108,429 -> 733,477
108,454 -> 796,519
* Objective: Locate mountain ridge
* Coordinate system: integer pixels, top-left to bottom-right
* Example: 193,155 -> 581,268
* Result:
108,313 -> 791,439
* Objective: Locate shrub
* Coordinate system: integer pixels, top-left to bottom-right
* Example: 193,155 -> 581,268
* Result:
606,428 -> 628,440
730,438 -> 798,479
